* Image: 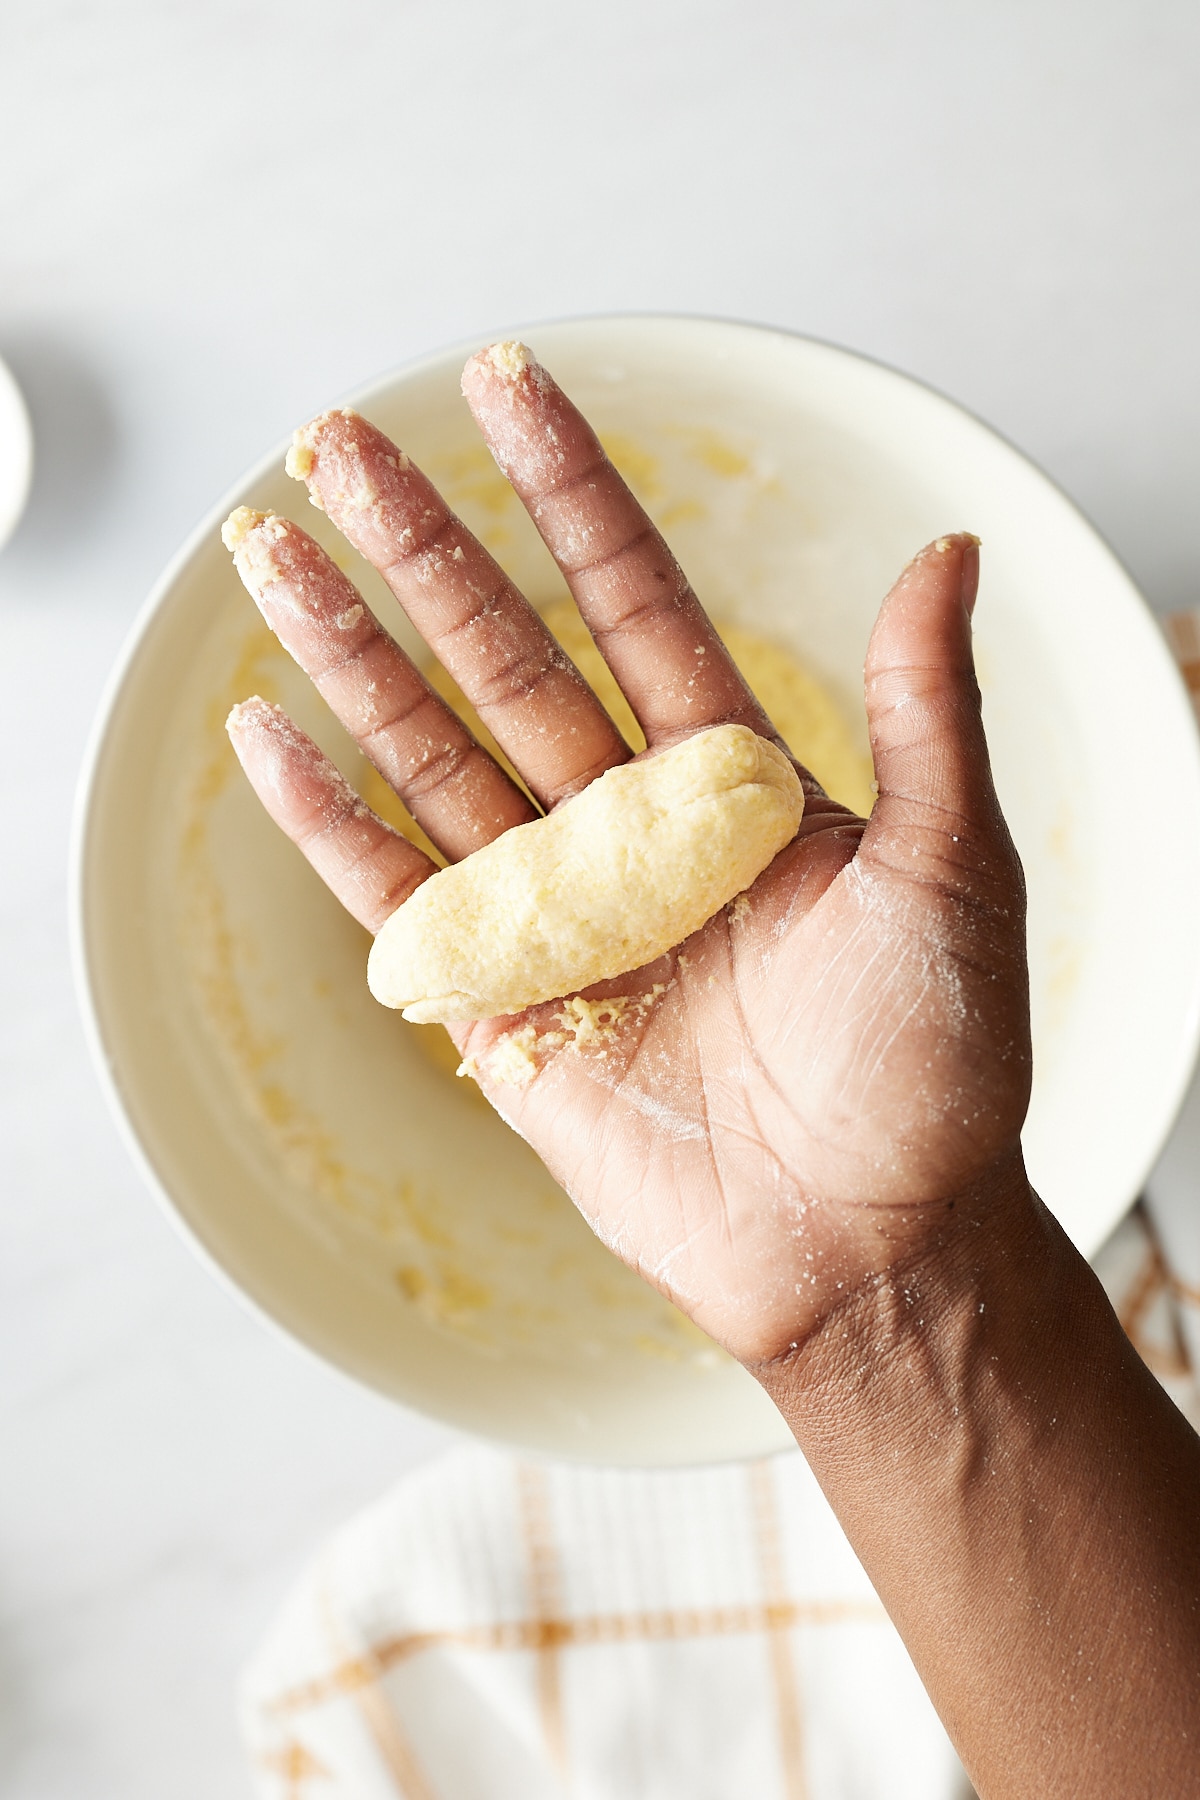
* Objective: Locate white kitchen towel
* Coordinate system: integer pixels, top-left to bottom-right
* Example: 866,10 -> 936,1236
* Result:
239,1201 -> 1200,1800
240,1443 -> 967,1800
241,616 -> 1200,1800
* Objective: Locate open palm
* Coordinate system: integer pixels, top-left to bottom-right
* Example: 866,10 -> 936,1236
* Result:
227,344 -> 1031,1368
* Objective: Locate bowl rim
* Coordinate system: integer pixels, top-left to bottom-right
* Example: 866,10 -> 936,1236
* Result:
70,311 -> 1200,1452
0,353 -> 34,551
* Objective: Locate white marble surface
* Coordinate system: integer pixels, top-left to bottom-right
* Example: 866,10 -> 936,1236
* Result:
3,3 -> 1200,1794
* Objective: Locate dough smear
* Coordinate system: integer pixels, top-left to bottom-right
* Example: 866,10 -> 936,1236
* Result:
368,723 -> 804,1023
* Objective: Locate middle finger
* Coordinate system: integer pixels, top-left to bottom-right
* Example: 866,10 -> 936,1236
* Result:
461,343 -> 783,760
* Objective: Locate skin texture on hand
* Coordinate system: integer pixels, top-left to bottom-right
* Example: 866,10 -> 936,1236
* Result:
227,345 -> 1030,1368
224,343 -> 1200,1796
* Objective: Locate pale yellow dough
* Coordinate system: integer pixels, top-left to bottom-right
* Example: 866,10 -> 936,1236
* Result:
368,724 -> 804,1023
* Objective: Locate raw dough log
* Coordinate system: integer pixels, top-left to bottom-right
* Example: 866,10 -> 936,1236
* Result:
368,723 -> 804,1023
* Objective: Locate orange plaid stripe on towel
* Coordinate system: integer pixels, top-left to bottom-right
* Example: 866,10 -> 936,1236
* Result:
242,1447 -> 962,1800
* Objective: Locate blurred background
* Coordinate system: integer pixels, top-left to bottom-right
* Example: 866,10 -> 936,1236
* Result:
2,3 -> 1198,1794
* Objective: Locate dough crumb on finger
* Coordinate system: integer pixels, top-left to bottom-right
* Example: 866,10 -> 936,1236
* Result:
284,437 -> 316,482
221,504 -> 268,550
285,410 -> 411,513
480,340 -> 532,382
559,994 -> 634,1047
221,507 -> 290,597
486,1027 -> 538,1087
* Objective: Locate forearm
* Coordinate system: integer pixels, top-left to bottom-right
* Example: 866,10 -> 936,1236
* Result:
756,1161 -> 1200,1800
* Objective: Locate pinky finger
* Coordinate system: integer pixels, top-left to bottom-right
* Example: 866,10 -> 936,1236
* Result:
226,697 -> 436,934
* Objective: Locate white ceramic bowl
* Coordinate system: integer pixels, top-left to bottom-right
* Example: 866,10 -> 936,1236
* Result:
74,317 -> 1200,1465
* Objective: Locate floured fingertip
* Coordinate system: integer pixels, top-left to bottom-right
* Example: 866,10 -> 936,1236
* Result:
221,505 -> 269,551
461,339 -> 544,395
485,340 -> 533,380
223,507 -> 292,599
226,694 -> 284,740
285,408 -> 382,474
224,695 -> 361,819
285,409 -> 411,521
285,412 -> 345,486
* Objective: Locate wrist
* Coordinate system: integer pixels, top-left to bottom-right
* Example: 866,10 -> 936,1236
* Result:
750,1154 -> 1200,1799
751,1149 -> 1078,1441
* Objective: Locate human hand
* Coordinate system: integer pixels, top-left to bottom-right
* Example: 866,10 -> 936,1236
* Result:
226,343 -> 1032,1368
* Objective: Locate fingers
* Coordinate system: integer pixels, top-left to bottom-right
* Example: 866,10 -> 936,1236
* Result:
223,507 -> 536,861
226,698 -> 435,934
460,342 -> 780,756
285,410 -> 629,809
861,534 -> 1016,880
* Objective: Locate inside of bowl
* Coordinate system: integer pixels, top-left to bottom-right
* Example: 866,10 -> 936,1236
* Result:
81,319 -> 1200,1464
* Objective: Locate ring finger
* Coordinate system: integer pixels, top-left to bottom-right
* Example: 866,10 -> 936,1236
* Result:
223,506 -> 537,861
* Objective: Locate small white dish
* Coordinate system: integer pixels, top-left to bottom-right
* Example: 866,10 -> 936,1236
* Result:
0,356 -> 33,550
73,318 -> 1200,1464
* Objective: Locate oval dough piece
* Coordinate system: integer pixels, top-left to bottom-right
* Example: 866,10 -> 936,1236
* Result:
368,723 -> 804,1023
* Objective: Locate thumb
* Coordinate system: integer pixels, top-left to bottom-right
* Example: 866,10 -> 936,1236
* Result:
862,534 -> 1012,869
